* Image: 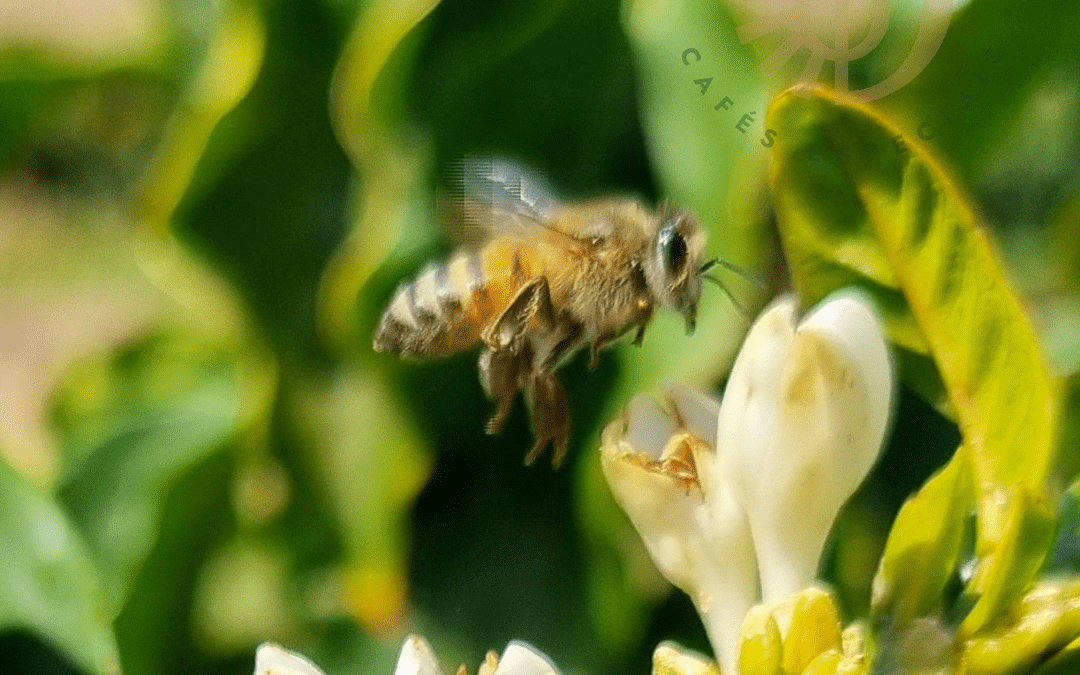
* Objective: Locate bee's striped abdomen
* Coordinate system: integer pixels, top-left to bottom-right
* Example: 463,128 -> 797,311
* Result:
373,250 -> 489,357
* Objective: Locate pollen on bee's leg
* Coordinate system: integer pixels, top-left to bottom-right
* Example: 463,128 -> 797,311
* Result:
479,348 -> 523,436
523,374 -> 569,467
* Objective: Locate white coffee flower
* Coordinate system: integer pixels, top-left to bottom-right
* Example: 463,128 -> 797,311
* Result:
601,291 -> 893,673
601,386 -> 759,675
255,636 -> 561,675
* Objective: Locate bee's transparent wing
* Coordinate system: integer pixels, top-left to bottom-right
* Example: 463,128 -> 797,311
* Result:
441,156 -> 567,245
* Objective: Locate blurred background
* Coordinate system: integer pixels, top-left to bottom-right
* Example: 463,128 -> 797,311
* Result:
0,0 -> 1077,674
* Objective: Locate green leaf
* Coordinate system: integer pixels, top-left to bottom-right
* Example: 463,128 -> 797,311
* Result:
879,0 -> 1080,185
960,485 -> 1057,636
871,446 -> 976,624
1033,635 -> 1080,675
964,579 -> 1080,675
53,326 -> 266,608
112,448 -> 236,675
767,88 -> 1061,599
1049,479 -> 1080,573
0,457 -> 120,675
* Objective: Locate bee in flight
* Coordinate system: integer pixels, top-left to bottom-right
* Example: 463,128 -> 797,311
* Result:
374,158 -> 738,468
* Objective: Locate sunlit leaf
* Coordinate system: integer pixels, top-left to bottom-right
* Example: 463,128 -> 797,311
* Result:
1033,634 -> 1080,675
963,579 -> 1080,675
768,89 -> 1061,613
871,445 -> 975,623
960,485 -> 1057,637
0,457 -> 120,675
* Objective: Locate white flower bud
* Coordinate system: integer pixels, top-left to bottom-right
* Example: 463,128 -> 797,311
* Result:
717,293 -> 892,604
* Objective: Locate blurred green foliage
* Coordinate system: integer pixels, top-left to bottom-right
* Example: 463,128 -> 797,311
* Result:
0,1 -> 1078,675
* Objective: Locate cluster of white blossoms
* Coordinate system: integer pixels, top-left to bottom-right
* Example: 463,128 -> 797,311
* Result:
253,291 -> 893,675
600,292 -> 894,674
254,636 -> 561,675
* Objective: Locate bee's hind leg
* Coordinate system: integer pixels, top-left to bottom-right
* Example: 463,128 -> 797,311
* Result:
478,345 -> 529,435
523,373 -> 570,468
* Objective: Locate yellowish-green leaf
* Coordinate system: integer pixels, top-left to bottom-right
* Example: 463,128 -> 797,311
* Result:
871,446 -> 975,623
768,88 -> 1061,620
963,578 -> 1080,675
1032,634 -> 1080,675
137,0 -> 266,233
961,485 -> 1058,637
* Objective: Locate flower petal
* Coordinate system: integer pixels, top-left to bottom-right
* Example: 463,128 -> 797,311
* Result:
626,394 -> 678,460
601,398 -> 758,675
255,643 -> 328,675
663,381 -> 721,447
394,635 -> 445,675
717,292 -> 893,602
493,641 -> 560,675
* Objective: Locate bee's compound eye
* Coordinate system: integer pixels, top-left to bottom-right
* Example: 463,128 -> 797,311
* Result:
659,223 -> 688,276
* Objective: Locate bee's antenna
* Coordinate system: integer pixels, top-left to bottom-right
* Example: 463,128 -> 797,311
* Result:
703,274 -> 751,318
698,258 -> 766,288
698,258 -> 764,319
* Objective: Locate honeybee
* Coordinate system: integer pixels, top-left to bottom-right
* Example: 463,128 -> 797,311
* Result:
373,159 -> 719,468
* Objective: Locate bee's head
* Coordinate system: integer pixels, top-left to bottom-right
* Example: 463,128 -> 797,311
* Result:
644,205 -> 707,334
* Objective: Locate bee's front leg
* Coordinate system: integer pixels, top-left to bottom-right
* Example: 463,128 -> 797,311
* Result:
632,302 -> 653,347
523,372 -> 570,468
